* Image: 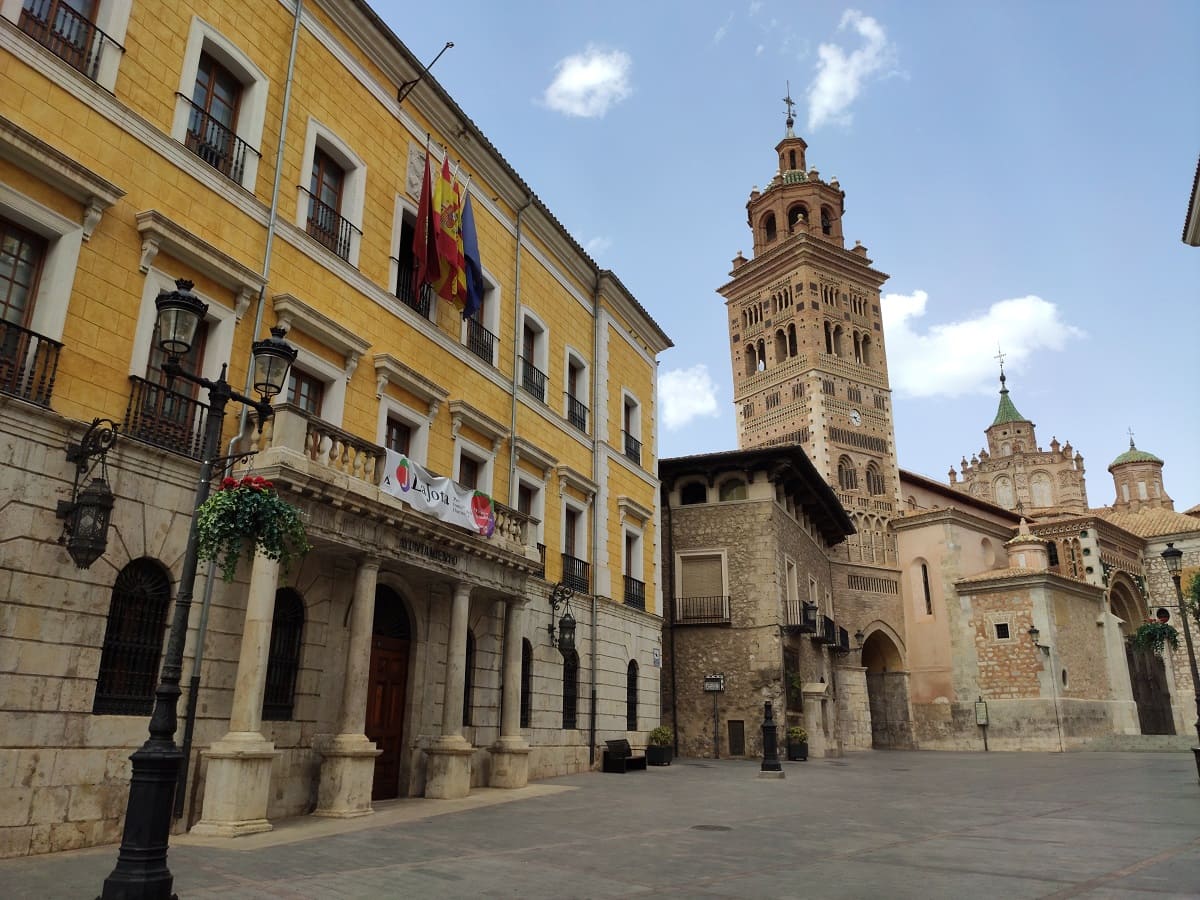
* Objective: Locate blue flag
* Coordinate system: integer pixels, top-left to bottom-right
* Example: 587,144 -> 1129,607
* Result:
461,191 -> 484,320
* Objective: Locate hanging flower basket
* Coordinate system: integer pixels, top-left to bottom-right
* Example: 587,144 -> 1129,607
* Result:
1131,620 -> 1179,657
196,475 -> 311,582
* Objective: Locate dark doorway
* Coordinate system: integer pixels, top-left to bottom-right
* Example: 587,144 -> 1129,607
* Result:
367,586 -> 411,800
862,630 -> 915,749
1126,643 -> 1175,736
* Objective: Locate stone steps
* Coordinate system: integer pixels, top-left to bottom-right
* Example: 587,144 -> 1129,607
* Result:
1074,734 -> 1197,752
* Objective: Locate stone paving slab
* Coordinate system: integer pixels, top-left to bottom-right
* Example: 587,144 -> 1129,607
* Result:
2,751 -> 1199,899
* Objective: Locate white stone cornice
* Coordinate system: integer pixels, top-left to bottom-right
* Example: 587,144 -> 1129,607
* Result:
513,437 -> 557,480
617,495 -> 653,527
135,211 -> 266,316
556,465 -> 598,506
272,293 -> 371,382
373,353 -> 448,418
448,400 -> 509,451
0,114 -> 124,240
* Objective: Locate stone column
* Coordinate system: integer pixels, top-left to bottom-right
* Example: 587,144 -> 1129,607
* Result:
491,599 -> 530,788
425,581 -> 474,799
315,558 -> 383,818
191,551 -> 281,837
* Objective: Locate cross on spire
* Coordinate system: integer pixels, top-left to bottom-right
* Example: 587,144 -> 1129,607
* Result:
994,345 -> 1006,375
783,82 -> 796,123
1127,426 -> 1135,449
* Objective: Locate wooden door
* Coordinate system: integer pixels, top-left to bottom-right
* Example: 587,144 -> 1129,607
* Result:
1126,644 -> 1176,736
366,634 -> 409,800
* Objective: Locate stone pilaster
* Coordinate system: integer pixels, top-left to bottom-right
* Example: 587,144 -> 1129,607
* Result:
315,558 -> 382,818
491,599 -> 530,788
426,581 -> 473,799
191,551 -> 280,837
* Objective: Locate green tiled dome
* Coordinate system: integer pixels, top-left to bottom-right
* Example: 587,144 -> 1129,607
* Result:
1109,439 -> 1162,468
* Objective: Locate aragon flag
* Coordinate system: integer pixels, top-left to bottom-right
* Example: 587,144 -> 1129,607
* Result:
412,145 -> 440,299
461,189 -> 484,320
432,156 -> 466,306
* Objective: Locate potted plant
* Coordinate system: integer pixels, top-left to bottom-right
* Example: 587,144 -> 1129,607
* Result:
196,475 -> 311,582
1131,619 -> 1180,657
646,725 -> 673,766
786,725 -> 809,761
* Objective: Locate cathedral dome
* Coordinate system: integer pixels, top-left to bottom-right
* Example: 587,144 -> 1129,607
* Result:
1108,439 -> 1162,470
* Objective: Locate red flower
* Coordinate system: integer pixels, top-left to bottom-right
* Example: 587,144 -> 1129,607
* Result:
262,480 -> 274,489
221,477 -> 237,489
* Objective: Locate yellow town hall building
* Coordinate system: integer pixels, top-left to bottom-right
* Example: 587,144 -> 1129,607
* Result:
0,0 -> 670,856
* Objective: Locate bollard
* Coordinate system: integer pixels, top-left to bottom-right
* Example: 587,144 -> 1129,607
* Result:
761,700 -> 782,773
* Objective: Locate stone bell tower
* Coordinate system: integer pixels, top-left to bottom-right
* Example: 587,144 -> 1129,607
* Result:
719,93 -> 902,576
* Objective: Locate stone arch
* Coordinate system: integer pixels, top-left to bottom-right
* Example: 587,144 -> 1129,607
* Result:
774,328 -> 787,362
980,536 -> 998,569
744,344 -> 756,377
993,475 -> 1015,509
861,624 -> 914,749
1030,470 -> 1053,507
762,212 -> 777,242
1108,572 -> 1145,637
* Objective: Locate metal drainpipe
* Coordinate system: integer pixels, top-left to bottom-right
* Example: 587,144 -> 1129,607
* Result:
176,0 -> 305,822
508,195 -> 533,505
588,273 -> 601,766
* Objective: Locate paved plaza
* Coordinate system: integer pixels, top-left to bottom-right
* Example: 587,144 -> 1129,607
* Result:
3,750 -> 1200,899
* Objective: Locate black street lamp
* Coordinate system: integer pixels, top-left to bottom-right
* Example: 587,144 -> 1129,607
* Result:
1161,542 -> 1200,781
100,280 -> 296,900
547,581 -> 576,655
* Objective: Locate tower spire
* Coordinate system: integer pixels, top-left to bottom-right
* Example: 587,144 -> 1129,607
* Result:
783,82 -> 796,136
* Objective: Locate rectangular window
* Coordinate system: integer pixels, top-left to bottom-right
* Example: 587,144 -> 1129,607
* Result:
459,454 -> 479,490
0,217 -> 46,327
921,563 -> 933,616
186,52 -> 244,180
287,369 -> 324,415
18,0 -> 106,80
676,554 -> 727,624
307,148 -> 348,257
517,483 -> 534,516
994,622 -> 1010,640
727,720 -> 745,757
385,416 -> 411,455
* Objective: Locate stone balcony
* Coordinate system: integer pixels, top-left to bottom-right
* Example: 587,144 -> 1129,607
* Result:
242,404 -> 540,578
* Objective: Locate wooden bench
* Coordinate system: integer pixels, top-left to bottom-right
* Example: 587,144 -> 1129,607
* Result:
601,739 -> 647,773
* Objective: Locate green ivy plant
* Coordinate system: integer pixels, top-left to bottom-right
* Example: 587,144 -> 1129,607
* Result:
1131,620 -> 1180,657
648,725 -> 673,747
787,725 -> 808,743
196,475 -> 310,582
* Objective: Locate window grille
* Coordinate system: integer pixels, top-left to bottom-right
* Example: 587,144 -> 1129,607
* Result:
94,559 -> 172,715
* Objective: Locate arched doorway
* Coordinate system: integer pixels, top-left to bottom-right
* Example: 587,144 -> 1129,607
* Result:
1112,577 -> 1174,735
861,629 -> 914,749
367,585 -> 412,800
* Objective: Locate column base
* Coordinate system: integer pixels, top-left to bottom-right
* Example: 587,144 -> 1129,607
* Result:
314,735 -> 382,818
190,733 -> 277,838
424,735 -> 474,799
489,737 -> 530,789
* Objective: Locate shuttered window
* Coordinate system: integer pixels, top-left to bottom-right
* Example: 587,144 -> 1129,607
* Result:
680,554 -> 723,597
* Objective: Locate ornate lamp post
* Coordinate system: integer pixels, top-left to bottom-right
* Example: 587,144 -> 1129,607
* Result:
100,280 -> 296,900
1161,542 -> 1200,781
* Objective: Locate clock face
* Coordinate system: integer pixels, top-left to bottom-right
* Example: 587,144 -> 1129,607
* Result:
850,409 -> 862,426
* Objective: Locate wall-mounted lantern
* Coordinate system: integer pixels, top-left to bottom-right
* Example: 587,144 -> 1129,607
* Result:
547,581 -> 576,655
56,418 -> 118,569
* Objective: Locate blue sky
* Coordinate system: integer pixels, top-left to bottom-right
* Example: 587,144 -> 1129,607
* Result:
377,1 -> 1200,510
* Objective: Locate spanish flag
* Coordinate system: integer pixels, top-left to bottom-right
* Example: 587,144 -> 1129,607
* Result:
432,156 -> 466,306
412,145 -> 439,299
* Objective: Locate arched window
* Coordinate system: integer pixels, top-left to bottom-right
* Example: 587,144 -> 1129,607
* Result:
865,463 -> 885,496
744,344 -> 756,378
718,479 -> 748,501
94,559 -> 173,715
463,629 -> 475,727
824,320 -> 833,354
993,476 -> 1015,509
680,482 -> 707,505
789,203 -> 807,230
562,650 -> 579,729
788,150 -> 797,170
774,329 -> 786,361
837,456 -> 858,491
853,332 -> 862,363
763,213 -> 777,242
832,325 -> 844,358
520,638 -> 533,728
861,335 -> 872,366
262,588 -> 305,721
626,659 -> 639,731
921,563 -> 933,615
1031,472 -> 1052,507
787,323 -> 797,357
820,206 -> 833,235
756,339 -> 766,370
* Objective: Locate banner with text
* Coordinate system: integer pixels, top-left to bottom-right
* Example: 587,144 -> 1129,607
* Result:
381,449 -> 496,537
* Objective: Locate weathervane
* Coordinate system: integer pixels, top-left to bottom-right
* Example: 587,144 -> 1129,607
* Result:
783,81 -> 796,123
994,345 -> 1006,376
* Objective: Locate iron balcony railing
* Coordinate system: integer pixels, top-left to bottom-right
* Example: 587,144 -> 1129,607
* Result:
0,320 -> 62,407
465,316 -> 496,364
566,393 -> 588,432
561,553 -> 590,594
301,187 -> 360,261
394,258 -> 433,318
18,0 -> 123,82
838,626 -> 851,654
180,94 -> 258,183
519,356 -> 546,403
623,576 -> 646,611
123,375 -> 210,460
783,599 -> 819,633
674,595 -> 730,625
535,543 -> 546,579
820,615 -> 838,646
623,431 -> 642,465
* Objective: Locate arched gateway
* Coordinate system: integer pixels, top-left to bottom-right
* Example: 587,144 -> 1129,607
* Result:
861,628 -> 915,749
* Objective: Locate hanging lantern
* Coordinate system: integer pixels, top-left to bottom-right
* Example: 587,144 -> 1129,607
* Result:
56,419 -> 118,570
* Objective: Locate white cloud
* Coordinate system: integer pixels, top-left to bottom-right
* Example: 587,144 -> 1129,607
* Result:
659,365 -> 721,430
543,46 -> 633,118
713,12 -> 735,45
755,43 -> 765,56
748,1 -> 764,15
806,9 -> 895,130
585,236 -> 612,257
881,291 -> 1085,398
